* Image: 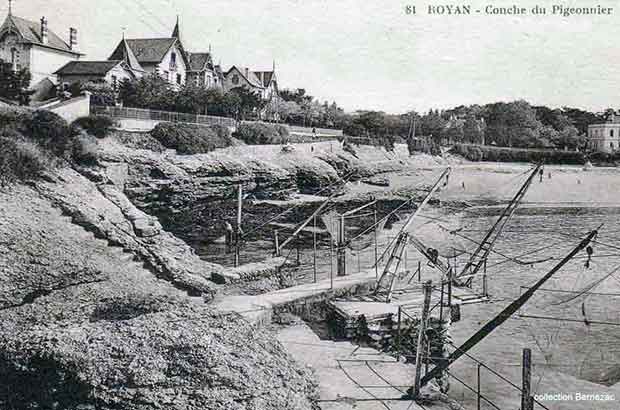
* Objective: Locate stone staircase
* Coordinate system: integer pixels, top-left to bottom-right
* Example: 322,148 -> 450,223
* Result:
48,204 -> 207,305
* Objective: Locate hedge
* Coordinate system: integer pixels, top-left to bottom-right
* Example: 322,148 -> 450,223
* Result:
452,144 -> 585,165
233,123 -> 289,145
150,122 -> 233,154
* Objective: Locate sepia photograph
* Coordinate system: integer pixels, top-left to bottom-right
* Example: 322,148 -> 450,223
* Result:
0,0 -> 619,409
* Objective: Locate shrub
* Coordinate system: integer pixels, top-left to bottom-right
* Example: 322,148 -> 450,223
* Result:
71,132 -> 99,166
0,132 -> 53,186
72,115 -> 116,139
0,105 -> 32,130
233,123 -> 288,145
21,110 -> 73,157
150,122 -> 233,154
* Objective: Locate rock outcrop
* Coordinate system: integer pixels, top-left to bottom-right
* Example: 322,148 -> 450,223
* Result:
0,183 -> 319,410
32,167 -> 221,300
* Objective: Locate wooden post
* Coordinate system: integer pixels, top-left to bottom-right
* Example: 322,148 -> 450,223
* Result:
337,214 -> 346,276
296,241 -> 301,266
439,279 -> 445,322
418,261 -> 422,282
397,306 -> 402,361
236,184 -> 243,236
313,216 -> 317,283
413,281 -> 433,398
477,363 -> 482,410
374,208 -> 379,279
483,259 -> 488,297
274,230 -> 280,257
448,269 -> 453,309
329,238 -> 334,289
522,348 -> 533,410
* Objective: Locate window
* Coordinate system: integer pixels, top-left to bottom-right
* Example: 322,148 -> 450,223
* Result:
194,75 -> 199,87
111,75 -> 118,91
176,74 -> 182,85
10,47 -> 19,71
232,74 -> 239,85
170,52 -> 177,69
611,142 -> 615,150
611,130 -> 615,137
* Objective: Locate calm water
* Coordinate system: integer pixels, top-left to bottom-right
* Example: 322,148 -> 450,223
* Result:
196,166 -> 620,407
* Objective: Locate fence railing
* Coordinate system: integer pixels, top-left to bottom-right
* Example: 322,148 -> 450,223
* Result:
92,105 -> 237,127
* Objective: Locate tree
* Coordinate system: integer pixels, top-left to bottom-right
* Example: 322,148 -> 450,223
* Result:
463,115 -> 484,144
229,87 -> 266,120
0,61 -> 33,105
175,84 -> 208,114
118,74 -> 175,111
483,101 -> 542,148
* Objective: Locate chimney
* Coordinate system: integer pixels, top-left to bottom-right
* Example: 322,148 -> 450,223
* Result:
40,17 -> 48,44
69,28 -> 77,50
245,68 -> 249,78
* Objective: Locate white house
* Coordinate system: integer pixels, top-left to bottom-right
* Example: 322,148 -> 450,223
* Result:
108,20 -> 189,89
0,12 -> 82,101
587,115 -> 620,153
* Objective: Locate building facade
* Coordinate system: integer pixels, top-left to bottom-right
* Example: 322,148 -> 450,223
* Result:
187,51 -> 221,90
587,115 -> 620,153
55,60 -> 138,90
0,12 -> 82,100
224,65 -> 279,100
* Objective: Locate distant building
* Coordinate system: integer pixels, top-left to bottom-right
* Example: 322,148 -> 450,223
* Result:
108,19 -> 189,89
54,60 -> 139,90
187,50 -> 222,90
587,115 -> 620,153
0,11 -> 82,101
224,64 -> 279,100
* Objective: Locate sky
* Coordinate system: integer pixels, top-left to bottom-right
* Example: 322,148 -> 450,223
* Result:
5,0 -> 620,114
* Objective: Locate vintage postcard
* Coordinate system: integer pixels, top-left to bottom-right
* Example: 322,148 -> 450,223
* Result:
0,1 -> 618,409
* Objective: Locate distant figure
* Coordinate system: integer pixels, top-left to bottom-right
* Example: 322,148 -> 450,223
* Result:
548,172 -> 552,179
462,181 -> 466,190
312,127 -> 317,138
539,168 -> 544,183
311,145 -> 314,152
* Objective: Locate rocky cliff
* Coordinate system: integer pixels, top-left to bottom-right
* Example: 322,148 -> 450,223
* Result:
0,181 -> 319,410
97,134 -> 422,243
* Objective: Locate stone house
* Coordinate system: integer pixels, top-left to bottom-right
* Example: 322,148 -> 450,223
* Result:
0,12 -> 82,101
587,115 -> 620,153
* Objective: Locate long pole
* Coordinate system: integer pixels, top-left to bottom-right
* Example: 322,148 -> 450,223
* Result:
522,348 -> 532,410
374,208 -> 379,279
477,363 -> 482,410
278,194 -> 333,252
235,184 -> 243,268
237,184 -> 243,235
274,230 -> 280,257
313,215 -> 317,283
337,214 -> 346,276
329,238 -> 334,289
415,227 -> 600,391
397,306 -> 402,361
376,168 -> 451,267
413,281 -> 433,398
